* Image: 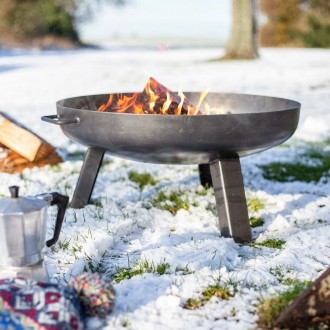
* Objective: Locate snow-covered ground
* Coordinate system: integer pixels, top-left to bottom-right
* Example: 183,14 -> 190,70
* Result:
0,46 -> 329,329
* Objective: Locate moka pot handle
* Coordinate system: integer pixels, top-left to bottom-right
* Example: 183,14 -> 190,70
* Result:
46,193 -> 69,247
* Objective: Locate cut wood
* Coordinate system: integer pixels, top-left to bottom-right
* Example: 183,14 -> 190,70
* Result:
275,268 -> 330,329
0,111 -> 62,173
139,77 -> 196,115
0,112 -> 58,163
0,147 -> 62,174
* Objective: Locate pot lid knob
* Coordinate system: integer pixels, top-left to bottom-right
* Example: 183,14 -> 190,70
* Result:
9,185 -> 19,198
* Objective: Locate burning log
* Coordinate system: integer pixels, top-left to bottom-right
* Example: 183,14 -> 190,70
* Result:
138,77 -> 196,115
0,112 -> 62,173
98,77 -> 206,115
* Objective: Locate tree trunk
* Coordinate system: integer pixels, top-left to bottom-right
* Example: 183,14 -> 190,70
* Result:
223,0 -> 259,59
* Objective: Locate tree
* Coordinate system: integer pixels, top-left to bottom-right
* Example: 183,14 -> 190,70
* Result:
223,0 -> 259,59
0,0 -> 126,47
299,0 -> 330,48
260,0 -> 330,48
0,0 -> 79,44
260,0 -> 302,46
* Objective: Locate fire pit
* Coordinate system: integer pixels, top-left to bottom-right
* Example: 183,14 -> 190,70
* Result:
42,92 -> 300,243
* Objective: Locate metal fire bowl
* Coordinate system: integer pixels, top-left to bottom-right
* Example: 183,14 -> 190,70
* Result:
43,93 -> 300,164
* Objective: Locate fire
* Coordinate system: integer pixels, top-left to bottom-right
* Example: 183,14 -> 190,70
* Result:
98,77 -> 209,115
193,89 -> 209,115
177,90 -> 185,115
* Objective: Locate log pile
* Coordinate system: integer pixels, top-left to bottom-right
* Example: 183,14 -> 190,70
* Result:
0,112 -> 62,173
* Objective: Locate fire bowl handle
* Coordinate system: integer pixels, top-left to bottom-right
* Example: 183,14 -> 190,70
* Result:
41,115 -> 80,125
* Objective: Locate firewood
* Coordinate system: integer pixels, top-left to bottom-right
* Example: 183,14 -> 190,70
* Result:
138,77 -> 196,115
0,112 -> 58,162
0,147 -> 62,174
275,268 -> 330,329
98,77 -> 197,115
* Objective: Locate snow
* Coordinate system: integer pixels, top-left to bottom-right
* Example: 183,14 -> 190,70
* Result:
0,46 -> 329,329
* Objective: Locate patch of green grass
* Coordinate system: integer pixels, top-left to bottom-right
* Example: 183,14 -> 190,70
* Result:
203,284 -> 233,300
269,265 -> 294,283
253,238 -> 286,249
84,253 -> 106,273
191,200 -> 199,207
258,281 -> 310,329
261,162 -> 329,183
155,262 -> 170,275
195,184 -> 211,196
206,203 -> 217,216
175,264 -> 194,275
183,283 -> 234,310
128,171 -> 157,190
57,238 -> 70,250
152,191 -> 190,215
260,146 -> 330,183
282,278 -> 311,287
49,164 -> 62,172
112,259 -> 170,283
247,197 -> 265,213
71,244 -> 83,259
65,150 -> 86,160
195,190 -> 207,196
91,200 -> 103,208
249,216 -> 265,228
230,307 -> 237,316
183,297 -> 202,310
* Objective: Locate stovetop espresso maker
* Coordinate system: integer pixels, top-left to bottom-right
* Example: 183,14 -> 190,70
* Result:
0,186 -> 69,280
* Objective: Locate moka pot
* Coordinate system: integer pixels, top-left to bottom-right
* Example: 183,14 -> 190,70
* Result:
0,186 -> 69,267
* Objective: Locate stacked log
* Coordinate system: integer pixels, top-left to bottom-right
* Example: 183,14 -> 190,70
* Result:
0,112 -> 62,173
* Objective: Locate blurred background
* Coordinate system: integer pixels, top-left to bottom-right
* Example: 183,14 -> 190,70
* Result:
0,0 -> 329,50
80,0 -> 232,46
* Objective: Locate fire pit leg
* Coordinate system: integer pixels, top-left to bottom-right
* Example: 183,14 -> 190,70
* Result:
209,158 -> 252,243
71,147 -> 105,208
198,164 -> 213,187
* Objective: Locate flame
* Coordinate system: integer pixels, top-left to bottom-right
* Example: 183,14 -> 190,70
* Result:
98,77 -> 209,116
98,94 -> 114,112
162,92 -> 172,114
204,102 -> 211,115
177,90 -> 185,115
194,89 -> 209,115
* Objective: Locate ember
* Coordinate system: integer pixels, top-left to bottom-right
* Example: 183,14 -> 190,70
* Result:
98,77 -> 208,115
